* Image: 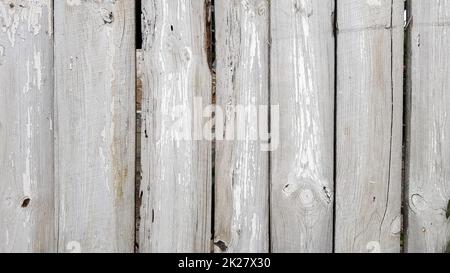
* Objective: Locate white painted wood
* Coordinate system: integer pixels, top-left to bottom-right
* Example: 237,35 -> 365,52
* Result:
139,0 -> 212,253
336,0 -> 404,253
406,0 -> 450,253
0,0 -> 54,253
54,0 -> 135,253
214,0 -> 270,253
270,0 -> 335,253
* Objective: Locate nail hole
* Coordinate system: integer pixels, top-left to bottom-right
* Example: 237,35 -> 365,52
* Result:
214,240 -> 228,252
21,198 -> 31,208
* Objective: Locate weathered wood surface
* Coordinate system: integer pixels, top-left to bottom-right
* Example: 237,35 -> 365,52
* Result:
214,0 -> 270,253
270,0 -> 335,253
139,0 -> 212,253
3,0 -> 450,254
0,0 -> 54,253
54,0 -> 135,253
336,0 -> 404,253
406,0 -> 450,253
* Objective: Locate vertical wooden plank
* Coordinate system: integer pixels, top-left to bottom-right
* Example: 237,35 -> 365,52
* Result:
0,0 -> 54,253
214,0 -> 270,253
336,0 -> 404,253
270,0 -> 335,252
406,0 -> 450,253
54,0 -> 135,253
139,0 -> 212,252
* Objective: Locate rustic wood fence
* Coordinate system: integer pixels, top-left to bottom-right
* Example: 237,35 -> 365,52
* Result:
0,0 -> 449,253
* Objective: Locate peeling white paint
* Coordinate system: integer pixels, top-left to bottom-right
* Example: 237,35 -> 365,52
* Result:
0,0 -> 52,47
0,44 -> 5,65
33,48 -> 42,90
0,0 -> 54,253
367,0 -> 382,7
23,59 -> 30,93
22,107 -> 33,198
66,0 -> 82,7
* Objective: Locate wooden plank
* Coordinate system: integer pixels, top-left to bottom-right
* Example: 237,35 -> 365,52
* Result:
270,0 -> 335,253
139,0 -> 212,253
406,0 -> 450,253
0,0 -> 54,253
54,0 -> 135,253
213,0 -> 270,253
335,0 -> 404,253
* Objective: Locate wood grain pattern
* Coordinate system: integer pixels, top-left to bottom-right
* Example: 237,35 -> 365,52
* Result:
214,0 -> 270,253
2,0 -> 450,254
54,0 -> 135,253
0,0 -> 54,253
139,0 -> 212,253
270,0 -> 335,253
336,0 -> 404,253
406,0 -> 450,253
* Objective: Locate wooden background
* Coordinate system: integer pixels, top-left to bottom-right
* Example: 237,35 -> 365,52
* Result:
0,0 -> 449,253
